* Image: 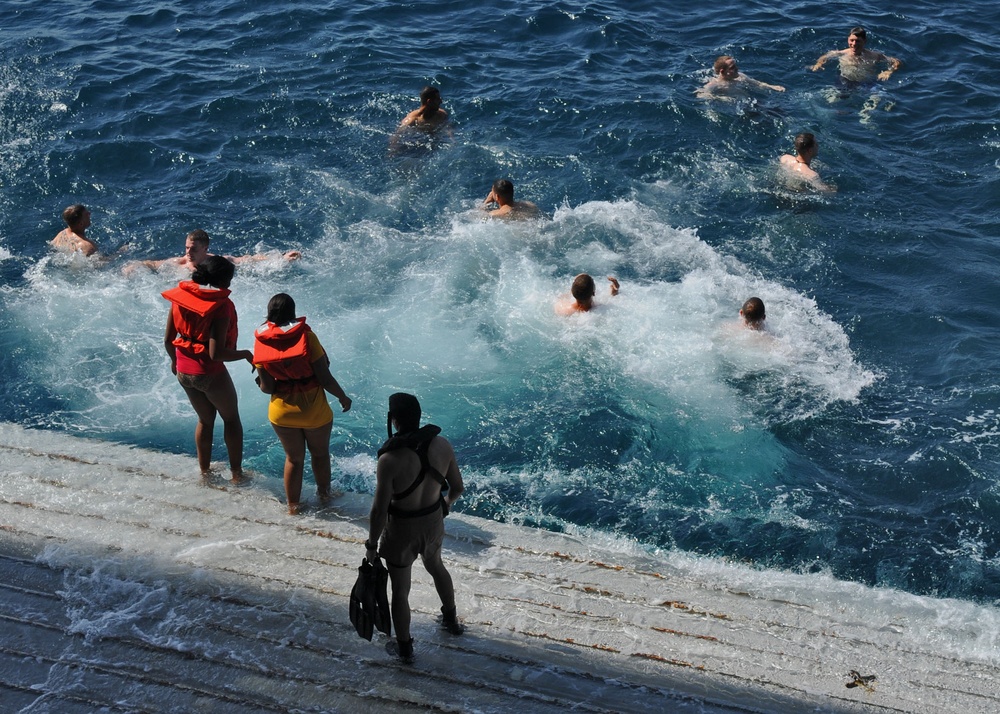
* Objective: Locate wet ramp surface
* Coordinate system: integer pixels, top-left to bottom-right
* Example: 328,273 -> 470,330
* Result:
1,424 -> 997,713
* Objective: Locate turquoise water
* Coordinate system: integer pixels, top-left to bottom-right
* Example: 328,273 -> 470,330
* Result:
1,1 -> 998,604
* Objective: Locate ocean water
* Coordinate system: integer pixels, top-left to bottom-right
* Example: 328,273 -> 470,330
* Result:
1,0 -> 998,606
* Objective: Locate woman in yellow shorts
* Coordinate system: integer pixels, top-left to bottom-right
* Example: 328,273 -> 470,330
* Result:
254,293 -> 352,514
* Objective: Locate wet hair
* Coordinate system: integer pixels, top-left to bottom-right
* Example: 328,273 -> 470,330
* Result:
420,86 -> 441,105
794,132 -> 817,155
571,273 -> 596,302
388,392 -> 421,435
192,255 -> 235,289
849,27 -> 867,40
742,297 -> 766,326
62,204 -> 87,228
492,179 -> 515,203
266,293 -> 296,326
713,55 -> 735,73
187,229 -> 210,247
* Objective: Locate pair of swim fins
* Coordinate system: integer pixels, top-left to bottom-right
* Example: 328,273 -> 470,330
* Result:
349,557 -> 391,641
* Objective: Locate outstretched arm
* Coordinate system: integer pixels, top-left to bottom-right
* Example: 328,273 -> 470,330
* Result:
811,50 -> 839,72
877,54 -> 902,81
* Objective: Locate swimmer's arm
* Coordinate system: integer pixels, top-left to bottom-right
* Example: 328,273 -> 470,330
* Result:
811,50 -> 840,72
79,238 -> 99,257
312,355 -> 352,412
756,78 -> 785,92
164,310 -> 179,375
608,276 -> 620,296
811,176 -> 837,193
695,79 -> 718,99
229,250 -> 300,265
877,54 -> 901,81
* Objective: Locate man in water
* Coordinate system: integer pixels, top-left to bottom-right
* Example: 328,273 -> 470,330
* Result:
366,393 -> 465,663
697,56 -> 785,99
740,297 -> 766,330
389,86 -> 452,155
131,229 -> 300,273
483,179 -> 541,220
555,273 -> 620,315
779,132 -> 836,193
811,27 -> 901,84
50,204 -> 98,257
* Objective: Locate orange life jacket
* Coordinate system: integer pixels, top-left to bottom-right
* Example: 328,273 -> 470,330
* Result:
162,281 -> 238,355
253,317 -> 320,394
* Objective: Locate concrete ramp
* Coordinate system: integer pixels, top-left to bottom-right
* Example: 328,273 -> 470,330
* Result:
1,423 -> 997,712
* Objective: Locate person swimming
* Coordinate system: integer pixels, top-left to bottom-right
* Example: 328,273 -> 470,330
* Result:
555,273 -> 620,315
811,26 -> 901,85
696,55 -> 785,99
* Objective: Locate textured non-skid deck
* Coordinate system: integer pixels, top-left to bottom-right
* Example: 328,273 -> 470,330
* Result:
0,423 -> 997,713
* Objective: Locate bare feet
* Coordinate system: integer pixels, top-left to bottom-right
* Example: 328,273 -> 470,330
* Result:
288,502 -> 301,516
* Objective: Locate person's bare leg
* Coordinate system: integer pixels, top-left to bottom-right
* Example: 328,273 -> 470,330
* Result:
273,424 -> 306,514
181,385 -> 217,477
386,563 -> 413,645
423,548 -> 463,633
203,370 -> 245,483
303,421 -> 333,502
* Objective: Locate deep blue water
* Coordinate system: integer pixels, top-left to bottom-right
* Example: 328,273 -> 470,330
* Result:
1,0 -> 999,604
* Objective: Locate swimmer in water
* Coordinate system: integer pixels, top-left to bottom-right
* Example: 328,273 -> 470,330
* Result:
483,179 -> 542,220
811,27 -> 901,84
696,56 -> 785,99
779,132 -> 836,193
555,274 -> 620,315
390,86 -> 453,155
739,297 -> 766,330
127,229 -> 301,274
50,204 -> 98,257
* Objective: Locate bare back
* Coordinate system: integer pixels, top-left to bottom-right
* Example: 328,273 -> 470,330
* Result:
378,436 -> 461,512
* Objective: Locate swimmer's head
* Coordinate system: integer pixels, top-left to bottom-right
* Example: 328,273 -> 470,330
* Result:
266,293 -> 296,326
192,254 -> 235,289
187,229 -> 210,247
62,204 -> 89,229
420,86 -> 441,106
387,392 -> 421,436
492,179 -> 515,204
848,27 -> 867,52
185,230 -> 211,267
794,132 -> 817,157
713,55 -> 738,78
571,273 -> 596,303
740,297 -> 766,329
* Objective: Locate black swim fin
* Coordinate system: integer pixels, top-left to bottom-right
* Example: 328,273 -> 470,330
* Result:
372,558 -> 391,636
349,559 -> 376,641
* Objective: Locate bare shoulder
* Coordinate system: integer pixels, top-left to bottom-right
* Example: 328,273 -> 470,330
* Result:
399,108 -> 422,127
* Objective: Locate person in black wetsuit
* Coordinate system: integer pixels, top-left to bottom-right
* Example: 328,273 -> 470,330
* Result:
365,393 -> 465,662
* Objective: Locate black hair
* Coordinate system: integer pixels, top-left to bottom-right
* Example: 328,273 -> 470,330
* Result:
191,255 -> 235,289
266,293 -> 296,326
388,392 -> 421,436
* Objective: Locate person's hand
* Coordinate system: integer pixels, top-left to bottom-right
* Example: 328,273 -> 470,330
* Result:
484,189 -> 496,205
339,395 -> 352,412
242,350 -> 254,364
877,69 -> 891,81
284,250 -> 302,261
810,61 -> 823,72
608,276 -> 620,296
